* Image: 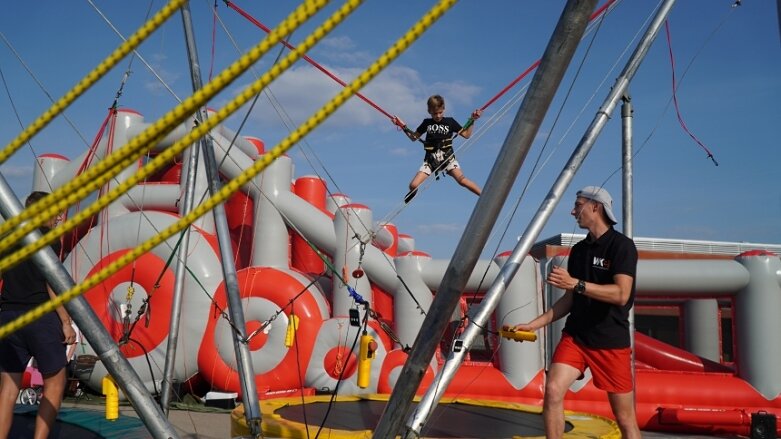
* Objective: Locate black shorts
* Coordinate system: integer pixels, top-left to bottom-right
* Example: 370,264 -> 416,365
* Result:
0,310 -> 66,375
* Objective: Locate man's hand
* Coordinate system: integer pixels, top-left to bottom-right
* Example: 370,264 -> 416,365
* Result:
547,265 -> 577,291
62,321 -> 77,345
503,323 -> 535,333
471,109 -> 482,120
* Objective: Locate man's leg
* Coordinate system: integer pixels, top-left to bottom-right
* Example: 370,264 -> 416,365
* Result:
34,368 -> 66,439
607,391 -> 641,439
543,363 -> 581,439
0,371 -> 23,439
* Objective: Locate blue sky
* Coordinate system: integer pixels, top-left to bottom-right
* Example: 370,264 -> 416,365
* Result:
1,0 -> 779,260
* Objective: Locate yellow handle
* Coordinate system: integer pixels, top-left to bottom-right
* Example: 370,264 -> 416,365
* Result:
358,334 -> 377,388
285,314 -> 299,348
102,375 -> 119,420
499,330 -> 538,342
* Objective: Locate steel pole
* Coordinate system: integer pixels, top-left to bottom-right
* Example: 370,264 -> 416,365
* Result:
179,4 -> 262,436
158,114 -> 201,414
621,93 -> 636,382
373,1 -> 599,437
0,178 -> 180,439
621,94 -> 634,239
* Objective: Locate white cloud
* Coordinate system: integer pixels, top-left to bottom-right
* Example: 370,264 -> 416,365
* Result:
141,53 -> 181,97
429,80 -> 482,110
319,36 -> 356,52
231,63 -> 430,130
388,147 -> 414,157
313,36 -> 373,65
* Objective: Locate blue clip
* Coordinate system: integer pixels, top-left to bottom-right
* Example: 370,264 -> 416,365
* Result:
347,285 -> 368,305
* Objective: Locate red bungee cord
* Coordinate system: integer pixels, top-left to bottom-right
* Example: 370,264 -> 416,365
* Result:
224,0 -> 617,136
664,20 -> 719,166
223,0 -> 394,121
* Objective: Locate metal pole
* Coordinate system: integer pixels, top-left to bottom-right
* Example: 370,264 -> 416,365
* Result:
0,178 -> 180,439
621,94 -> 634,239
159,114 -> 201,414
179,4 -> 262,436
621,93 -> 636,383
399,0 -> 677,436
373,1 -> 599,437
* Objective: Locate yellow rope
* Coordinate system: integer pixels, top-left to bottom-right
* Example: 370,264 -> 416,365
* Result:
0,0 -> 185,167
0,0 -> 347,273
0,0 -> 458,339
0,0 -> 329,261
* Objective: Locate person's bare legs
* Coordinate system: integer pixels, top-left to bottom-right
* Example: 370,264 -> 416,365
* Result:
408,171 -> 428,192
448,168 -> 481,195
405,171 -> 429,202
0,371 -> 23,439
34,368 -> 66,439
607,391 -> 641,439
542,363 -> 582,439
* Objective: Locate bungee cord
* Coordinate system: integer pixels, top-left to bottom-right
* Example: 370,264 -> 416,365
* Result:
0,0 -> 459,341
0,0 -> 186,167
600,1 -> 738,186
0,31 -> 92,149
664,20 -> 719,166
208,0 -> 435,327
224,0 -> 398,121
0,5 -> 743,431
87,0 -> 183,102
3,0 -> 195,313
0,0 -> 342,338
0,0 -> 334,271
462,0 -> 614,316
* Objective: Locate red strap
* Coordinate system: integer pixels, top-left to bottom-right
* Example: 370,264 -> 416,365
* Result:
664,21 -> 719,166
480,0 -> 616,112
225,1 -> 394,120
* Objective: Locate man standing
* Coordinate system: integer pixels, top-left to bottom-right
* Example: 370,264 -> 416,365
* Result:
508,186 -> 641,438
0,191 -> 76,439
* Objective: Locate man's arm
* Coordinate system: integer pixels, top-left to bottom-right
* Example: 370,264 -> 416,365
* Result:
509,292 -> 573,332
48,286 -> 76,344
578,273 -> 633,306
547,265 -> 633,306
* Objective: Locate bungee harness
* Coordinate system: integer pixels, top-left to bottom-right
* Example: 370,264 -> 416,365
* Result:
423,135 -> 456,178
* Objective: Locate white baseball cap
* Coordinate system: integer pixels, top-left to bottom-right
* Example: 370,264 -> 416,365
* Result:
576,186 -> 617,225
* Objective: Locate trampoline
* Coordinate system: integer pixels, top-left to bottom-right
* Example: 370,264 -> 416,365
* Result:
231,394 -> 620,438
10,405 -> 148,439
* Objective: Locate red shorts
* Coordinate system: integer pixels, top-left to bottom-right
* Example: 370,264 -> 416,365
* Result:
552,333 -> 633,393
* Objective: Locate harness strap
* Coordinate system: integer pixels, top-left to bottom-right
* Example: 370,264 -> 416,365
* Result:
423,137 -> 453,152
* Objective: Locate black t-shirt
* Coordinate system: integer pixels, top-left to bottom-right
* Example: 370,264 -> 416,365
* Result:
0,227 -> 61,310
562,227 -> 638,349
415,117 -> 462,145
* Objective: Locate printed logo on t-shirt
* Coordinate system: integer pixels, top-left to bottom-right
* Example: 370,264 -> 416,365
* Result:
426,124 -> 451,136
592,257 -> 610,270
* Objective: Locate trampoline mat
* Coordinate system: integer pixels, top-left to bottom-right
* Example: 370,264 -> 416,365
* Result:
275,400 -> 574,438
10,405 -> 148,439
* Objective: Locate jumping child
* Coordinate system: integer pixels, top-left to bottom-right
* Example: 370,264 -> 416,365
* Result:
393,95 -> 482,203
